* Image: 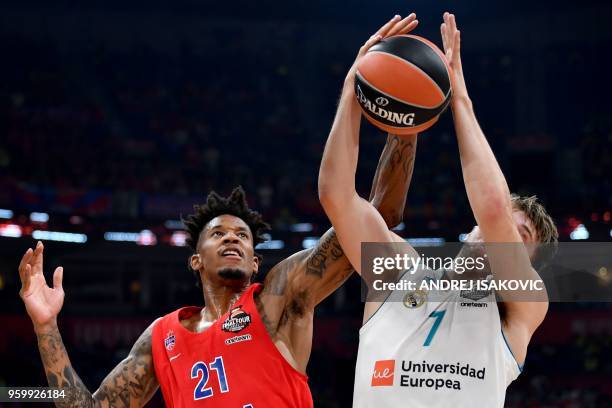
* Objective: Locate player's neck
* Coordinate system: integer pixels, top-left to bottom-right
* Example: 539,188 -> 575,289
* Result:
200,281 -> 249,321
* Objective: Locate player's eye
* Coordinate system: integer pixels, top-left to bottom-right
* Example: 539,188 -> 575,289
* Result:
238,232 -> 248,239
212,231 -> 224,237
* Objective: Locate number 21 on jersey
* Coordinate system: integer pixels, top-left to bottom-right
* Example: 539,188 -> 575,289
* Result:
191,357 -> 229,400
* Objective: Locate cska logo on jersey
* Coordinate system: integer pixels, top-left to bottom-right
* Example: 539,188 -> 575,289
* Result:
222,306 -> 252,333
164,330 -> 176,351
371,360 -> 395,387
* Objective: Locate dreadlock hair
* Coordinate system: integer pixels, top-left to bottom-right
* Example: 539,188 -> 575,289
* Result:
182,186 -> 271,287
510,194 -> 559,269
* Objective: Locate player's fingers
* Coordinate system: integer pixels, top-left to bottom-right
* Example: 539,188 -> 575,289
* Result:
449,13 -> 458,33
53,266 -> 63,290
360,34 -> 382,56
375,15 -> 401,38
18,248 -> 34,281
32,241 -> 44,275
441,24 -> 453,60
441,23 -> 448,50
21,264 -> 32,293
453,30 -> 461,61
391,19 -> 418,37
386,13 -> 416,37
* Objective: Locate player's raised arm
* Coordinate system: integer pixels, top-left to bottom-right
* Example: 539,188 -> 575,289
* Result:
263,131 -> 417,311
261,15 -> 421,306
440,13 -> 516,239
318,15 -> 418,276
369,133 -> 417,228
18,242 -> 158,407
440,12 -> 548,361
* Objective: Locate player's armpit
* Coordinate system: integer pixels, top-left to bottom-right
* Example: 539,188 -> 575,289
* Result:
259,231 -> 350,323
501,301 -> 548,366
257,248 -> 311,335
483,223 -> 549,363
91,321 -> 159,408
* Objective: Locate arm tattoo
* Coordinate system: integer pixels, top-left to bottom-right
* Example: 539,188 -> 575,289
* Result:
395,138 -> 415,179
383,135 -> 414,179
37,324 -> 157,408
256,298 -> 278,336
37,328 -> 97,407
305,231 -> 345,278
262,255 -> 299,296
94,329 -> 157,407
369,135 -> 416,225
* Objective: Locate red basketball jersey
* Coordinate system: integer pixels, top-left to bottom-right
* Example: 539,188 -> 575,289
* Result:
152,283 -> 313,408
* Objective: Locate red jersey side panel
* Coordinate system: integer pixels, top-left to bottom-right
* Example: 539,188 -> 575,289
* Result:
152,283 -> 313,408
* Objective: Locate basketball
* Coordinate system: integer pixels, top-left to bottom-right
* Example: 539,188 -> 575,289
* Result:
355,34 -> 453,135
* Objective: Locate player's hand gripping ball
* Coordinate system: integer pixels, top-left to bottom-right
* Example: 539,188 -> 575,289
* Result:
355,35 -> 453,134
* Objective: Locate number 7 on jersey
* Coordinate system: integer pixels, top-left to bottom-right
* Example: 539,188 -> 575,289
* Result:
423,310 -> 446,347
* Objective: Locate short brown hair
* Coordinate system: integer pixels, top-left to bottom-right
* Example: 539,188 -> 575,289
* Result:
511,194 -> 558,267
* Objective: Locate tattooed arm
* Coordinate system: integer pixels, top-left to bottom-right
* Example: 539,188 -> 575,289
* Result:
36,322 -> 158,407
18,242 -> 158,407
369,134 -> 417,228
261,132 -> 417,310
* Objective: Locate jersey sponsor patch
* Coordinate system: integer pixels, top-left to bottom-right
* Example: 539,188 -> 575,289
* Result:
371,360 -> 395,386
222,306 -> 252,333
225,334 -> 253,345
397,360 -> 486,390
164,330 -> 176,351
460,301 -> 488,308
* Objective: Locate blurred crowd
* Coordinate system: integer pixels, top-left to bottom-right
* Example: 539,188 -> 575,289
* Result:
0,28 -> 609,240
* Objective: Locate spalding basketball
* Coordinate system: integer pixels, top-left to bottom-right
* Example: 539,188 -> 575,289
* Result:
355,34 -> 453,135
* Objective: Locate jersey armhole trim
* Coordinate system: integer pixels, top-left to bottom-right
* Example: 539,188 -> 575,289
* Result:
359,297 -> 393,335
500,328 -> 524,373
359,267 -> 416,335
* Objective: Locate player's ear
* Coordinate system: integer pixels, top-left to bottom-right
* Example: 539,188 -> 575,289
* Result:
252,255 -> 260,274
191,253 -> 203,271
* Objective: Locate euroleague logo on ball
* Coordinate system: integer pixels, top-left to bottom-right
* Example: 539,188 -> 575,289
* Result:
375,97 -> 389,107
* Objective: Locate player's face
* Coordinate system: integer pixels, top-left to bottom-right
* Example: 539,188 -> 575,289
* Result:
464,210 -> 538,259
191,214 -> 259,286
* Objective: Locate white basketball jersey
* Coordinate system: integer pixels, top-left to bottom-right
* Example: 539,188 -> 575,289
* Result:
353,269 -> 522,408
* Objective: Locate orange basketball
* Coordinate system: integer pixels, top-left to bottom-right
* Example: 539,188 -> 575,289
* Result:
355,34 -> 453,135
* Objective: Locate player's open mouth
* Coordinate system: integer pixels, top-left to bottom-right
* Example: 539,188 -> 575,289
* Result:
220,247 -> 243,260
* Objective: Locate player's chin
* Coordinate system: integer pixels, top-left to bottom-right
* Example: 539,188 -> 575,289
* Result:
218,267 -> 249,281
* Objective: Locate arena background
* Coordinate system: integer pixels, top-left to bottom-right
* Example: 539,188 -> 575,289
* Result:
0,0 -> 611,406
